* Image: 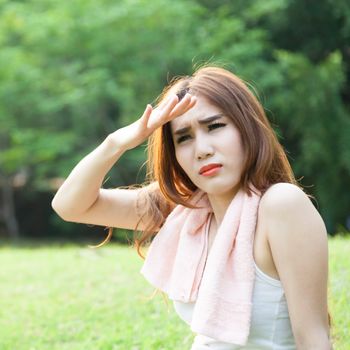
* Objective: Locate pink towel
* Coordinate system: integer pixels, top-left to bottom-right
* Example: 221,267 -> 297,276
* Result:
140,186 -> 261,345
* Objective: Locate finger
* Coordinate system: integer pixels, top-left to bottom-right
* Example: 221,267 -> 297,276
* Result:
158,94 -> 178,111
161,94 -> 179,116
180,94 -> 196,112
167,94 -> 193,119
185,95 -> 197,110
140,104 -> 153,127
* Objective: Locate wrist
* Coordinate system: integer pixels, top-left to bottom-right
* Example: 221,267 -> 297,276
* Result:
101,134 -> 127,159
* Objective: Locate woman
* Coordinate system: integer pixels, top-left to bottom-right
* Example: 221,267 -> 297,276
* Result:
52,66 -> 332,349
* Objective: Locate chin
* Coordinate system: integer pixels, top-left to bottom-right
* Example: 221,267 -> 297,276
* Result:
198,182 -> 240,197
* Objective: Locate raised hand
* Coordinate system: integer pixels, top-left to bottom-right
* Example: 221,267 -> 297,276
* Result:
109,93 -> 196,151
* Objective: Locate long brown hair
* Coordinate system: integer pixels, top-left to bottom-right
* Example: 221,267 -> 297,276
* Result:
133,65 -> 299,254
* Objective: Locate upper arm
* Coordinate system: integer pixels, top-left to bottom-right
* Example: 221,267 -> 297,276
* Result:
60,183 -> 171,231
59,187 -> 142,230
261,183 -> 330,345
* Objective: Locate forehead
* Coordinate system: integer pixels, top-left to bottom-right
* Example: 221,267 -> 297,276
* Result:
170,96 -> 222,132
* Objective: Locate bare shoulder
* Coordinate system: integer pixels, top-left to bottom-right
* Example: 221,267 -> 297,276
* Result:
259,183 -> 330,344
260,182 -> 311,213
259,181 -> 327,241
260,182 -> 327,228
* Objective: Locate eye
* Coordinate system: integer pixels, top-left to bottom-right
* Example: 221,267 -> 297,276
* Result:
176,134 -> 191,144
208,122 -> 226,131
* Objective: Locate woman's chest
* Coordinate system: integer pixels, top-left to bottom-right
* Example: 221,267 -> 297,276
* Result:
207,212 -> 280,280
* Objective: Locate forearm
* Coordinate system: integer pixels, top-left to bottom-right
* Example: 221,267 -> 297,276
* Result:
51,134 -> 125,218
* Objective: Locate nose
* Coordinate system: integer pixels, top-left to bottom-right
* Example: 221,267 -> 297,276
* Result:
195,133 -> 214,160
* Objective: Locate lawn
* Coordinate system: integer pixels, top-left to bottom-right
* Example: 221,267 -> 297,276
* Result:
0,235 -> 348,349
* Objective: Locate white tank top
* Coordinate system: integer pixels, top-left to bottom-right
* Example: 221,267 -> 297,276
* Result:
172,215 -> 297,349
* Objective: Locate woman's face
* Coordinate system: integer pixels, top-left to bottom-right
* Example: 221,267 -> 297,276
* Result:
170,95 -> 246,200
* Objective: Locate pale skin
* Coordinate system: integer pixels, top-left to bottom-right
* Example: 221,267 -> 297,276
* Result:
52,92 -> 332,349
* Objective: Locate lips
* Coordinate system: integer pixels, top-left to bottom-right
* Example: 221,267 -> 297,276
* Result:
199,163 -> 223,175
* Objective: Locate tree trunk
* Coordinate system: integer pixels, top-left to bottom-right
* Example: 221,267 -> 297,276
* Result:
0,173 -> 20,240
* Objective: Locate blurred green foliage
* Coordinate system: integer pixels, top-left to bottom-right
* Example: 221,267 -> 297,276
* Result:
0,0 -> 349,237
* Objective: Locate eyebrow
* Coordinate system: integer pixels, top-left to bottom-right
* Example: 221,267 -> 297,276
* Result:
173,114 -> 225,135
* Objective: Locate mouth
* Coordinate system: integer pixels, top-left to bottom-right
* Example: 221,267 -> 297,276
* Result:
199,163 -> 223,176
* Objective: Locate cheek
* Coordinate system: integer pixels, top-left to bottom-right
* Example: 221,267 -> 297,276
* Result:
230,130 -> 245,157
175,148 -> 185,169
175,148 -> 192,175
237,135 -> 246,161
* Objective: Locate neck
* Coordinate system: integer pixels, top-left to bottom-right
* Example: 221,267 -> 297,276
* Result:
207,186 -> 240,227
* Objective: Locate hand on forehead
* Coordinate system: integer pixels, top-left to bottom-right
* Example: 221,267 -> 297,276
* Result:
170,95 -> 223,132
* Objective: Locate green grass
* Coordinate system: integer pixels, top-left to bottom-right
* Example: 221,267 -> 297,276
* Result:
328,236 -> 350,349
0,236 -> 348,349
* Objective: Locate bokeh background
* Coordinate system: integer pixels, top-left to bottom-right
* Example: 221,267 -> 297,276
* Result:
0,1 -> 349,348
1,0 -> 349,242
0,0 -> 350,238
